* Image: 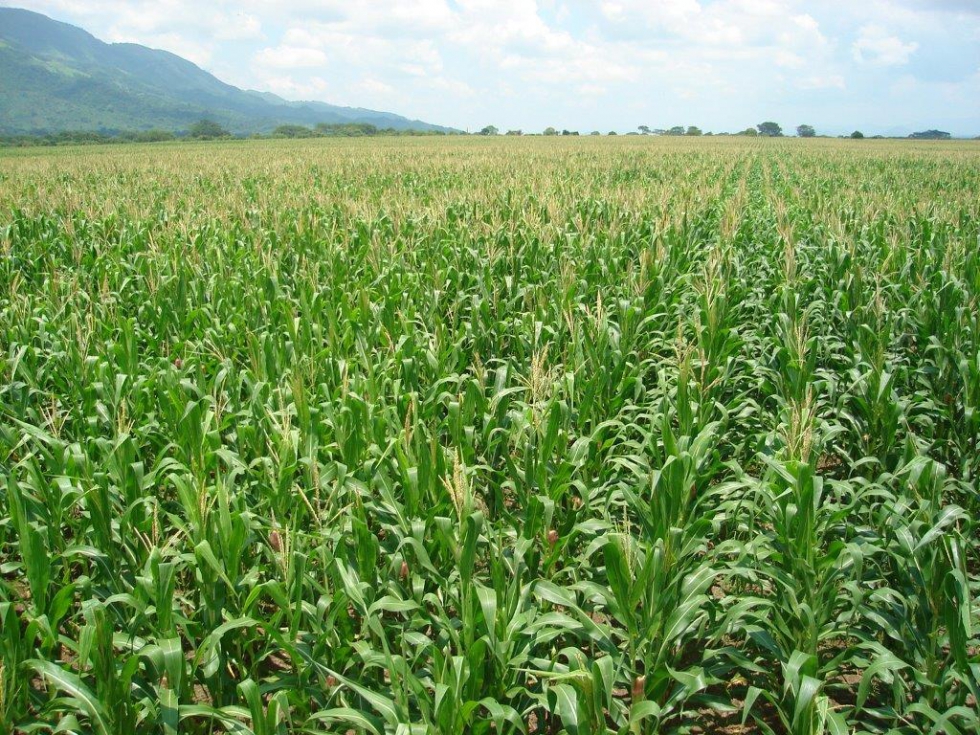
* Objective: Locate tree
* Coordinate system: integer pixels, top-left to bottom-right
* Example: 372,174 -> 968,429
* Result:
134,130 -> 175,143
756,121 -> 783,137
188,119 -> 230,139
607,131 -> 618,135
478,125 -> 499,136
796,124 -> 816,138
505,129 -> 523,136
590,130 -> 601,135
638,125 -> 652,135
910,129 -> 951,140
667,126 -> 685,136
543,127 -> 558,136
273,124 -> 315,138
316,123 -> 378,137
737,128 -> 758,136
686,126 -> 703,136
851,130 -> 864,139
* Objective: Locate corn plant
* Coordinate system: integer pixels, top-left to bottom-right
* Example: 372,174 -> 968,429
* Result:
0,136 -> 978,733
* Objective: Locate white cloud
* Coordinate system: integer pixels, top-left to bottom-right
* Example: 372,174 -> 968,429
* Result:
774,50 -> 805,69
260,0 -> 456,35
214,13 -> 262,42
282,25 -> 444,75
253,74 -> 331,100
852,25 -> 919,66
362,77 -> 395,96
254,45 -> 327,69
424,76 -> 477,98
600,0 -> 703,32
797,74 -> 846,90
577,83 -> 608,96
596,0 -> 836,78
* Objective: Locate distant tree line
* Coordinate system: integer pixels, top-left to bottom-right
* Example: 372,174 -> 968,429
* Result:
467,122 -> 965,139
0,129 -> 179,147
0,119 -> 458,147
272,122 -> 453,138
3,119 -> 963,147
614,122 -> 786,137
620,123 -> 960,140
479,127 -> 589,136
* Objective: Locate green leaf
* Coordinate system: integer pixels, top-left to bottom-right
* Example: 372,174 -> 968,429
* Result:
551,683 -> 579,735
305,708 -> 384,735
27,660 -> 111,735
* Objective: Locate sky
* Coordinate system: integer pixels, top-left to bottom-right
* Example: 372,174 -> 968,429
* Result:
8,0 -> 980,136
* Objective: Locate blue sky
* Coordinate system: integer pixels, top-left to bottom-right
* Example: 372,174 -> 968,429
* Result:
10,0 -> 980,135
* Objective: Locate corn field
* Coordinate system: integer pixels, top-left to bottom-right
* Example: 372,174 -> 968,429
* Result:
0,136 -> 978,734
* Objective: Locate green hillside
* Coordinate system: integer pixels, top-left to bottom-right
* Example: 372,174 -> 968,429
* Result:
0,7 -> 453,135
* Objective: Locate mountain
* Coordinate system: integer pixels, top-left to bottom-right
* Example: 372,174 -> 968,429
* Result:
0,7 -> 454,135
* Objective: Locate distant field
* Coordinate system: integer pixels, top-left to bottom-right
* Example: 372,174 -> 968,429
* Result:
1,137 -> 978,734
